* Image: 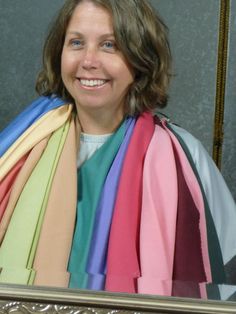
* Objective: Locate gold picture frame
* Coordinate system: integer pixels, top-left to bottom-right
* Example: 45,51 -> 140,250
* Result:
0,1 -> 235,314
0,284 -> 236,314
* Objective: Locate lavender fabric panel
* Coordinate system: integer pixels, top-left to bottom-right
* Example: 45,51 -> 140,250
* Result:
0,96 -> 65,156
87,274 -> 106,291
86,117 -> 136,290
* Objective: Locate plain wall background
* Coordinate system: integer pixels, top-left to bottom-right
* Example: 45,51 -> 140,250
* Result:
0,0 -> 235,199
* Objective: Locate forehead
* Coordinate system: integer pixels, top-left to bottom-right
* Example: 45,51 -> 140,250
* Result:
66,1 -> 114,34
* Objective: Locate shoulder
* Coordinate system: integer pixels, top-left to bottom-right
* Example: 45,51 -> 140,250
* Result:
167,122 -> 225,191
166,120 -> 235,207
167,123 -> 207,164
168,122 -> 236,265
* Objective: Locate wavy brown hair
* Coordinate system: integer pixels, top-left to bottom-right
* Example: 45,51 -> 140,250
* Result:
36,0 -> 172,115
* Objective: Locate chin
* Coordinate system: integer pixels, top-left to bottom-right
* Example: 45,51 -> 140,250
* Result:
76,101 -> 109,111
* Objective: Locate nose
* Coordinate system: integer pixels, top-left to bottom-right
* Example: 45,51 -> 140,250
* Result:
81,46 -> 100,70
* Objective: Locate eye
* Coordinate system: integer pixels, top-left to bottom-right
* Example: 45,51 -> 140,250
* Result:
70,39 -> 83,48
102,40 -> 117,51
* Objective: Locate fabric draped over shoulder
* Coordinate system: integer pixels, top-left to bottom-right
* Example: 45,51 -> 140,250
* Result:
105,112 -> 155,293
0,105 -> 73,181
33,118 -> 78,287
0,154 -> 28,222
0,137 -> 49,243
0,96 -> 65,156
0,120 -> 70,284
0,96 -> 235,299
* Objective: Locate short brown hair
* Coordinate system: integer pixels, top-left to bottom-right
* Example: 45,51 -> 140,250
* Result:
36,0 -> 172,115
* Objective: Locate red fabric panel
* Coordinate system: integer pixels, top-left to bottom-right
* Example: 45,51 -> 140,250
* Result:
105,112 -> 155,293
172,145 -> 206,298
0,154 -> 28,221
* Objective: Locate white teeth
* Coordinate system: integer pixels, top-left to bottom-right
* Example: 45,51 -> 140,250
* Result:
80,79 -> 106,87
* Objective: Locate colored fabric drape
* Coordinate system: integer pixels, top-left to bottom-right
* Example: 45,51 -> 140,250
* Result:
169,124 -> 235,282
0,96 -> 235,300
105,112 -> 155,293
0,96 -> 65,156
167,124 -> 226,284
0,154 -> 28,221
138,124 -> 178,296
0,137 -> 49,244
68,118 -> 127,289
86,117 -> 136,290
162,122 -> 212,283
33,117 -> 78,287
171,142 -> 204,298
0,105 -> 73,180
0,121 -> 69,284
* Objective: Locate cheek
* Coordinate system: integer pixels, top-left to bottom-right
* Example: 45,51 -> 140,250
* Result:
107,58 -> 134,84
125,67 -> 134,84
119,64 -> 134,86
115,57 -> 134,84
61,50 -> 77,78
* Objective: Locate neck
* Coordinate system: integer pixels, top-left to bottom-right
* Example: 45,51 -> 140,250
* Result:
75,106 -> 125,135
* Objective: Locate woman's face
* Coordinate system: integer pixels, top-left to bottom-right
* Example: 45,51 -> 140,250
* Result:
61,1 -> 134,118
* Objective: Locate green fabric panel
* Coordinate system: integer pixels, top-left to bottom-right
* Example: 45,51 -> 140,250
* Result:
27,120 -> 70,268
0,268 -> 35,285
206,284 -> 221,300
167,122 -> 226,283
0,122 -> 69,284
68,120 -> 126,289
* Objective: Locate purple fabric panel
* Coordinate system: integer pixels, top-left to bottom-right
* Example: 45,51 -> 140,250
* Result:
86,117 -> 136,290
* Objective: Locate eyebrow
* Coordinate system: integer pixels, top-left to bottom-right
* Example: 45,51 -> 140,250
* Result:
66,31 -> 115,39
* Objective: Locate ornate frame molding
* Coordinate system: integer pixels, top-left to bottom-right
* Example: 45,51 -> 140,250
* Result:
213,0 -> 230,168
0,284 -> 236,314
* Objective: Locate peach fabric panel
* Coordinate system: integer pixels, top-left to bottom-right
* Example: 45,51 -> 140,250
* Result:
33,118 -> 78,287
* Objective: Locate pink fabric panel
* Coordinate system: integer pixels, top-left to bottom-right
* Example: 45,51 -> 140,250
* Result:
0,154 -> 27,202
0,190 -> 12,222
199,283 -> 208,299
138,125 -> 178,295
162,121 -> 212,282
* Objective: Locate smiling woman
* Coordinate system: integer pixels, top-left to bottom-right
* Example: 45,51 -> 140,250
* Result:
36,0 -> 171,128
60,1 -> 134,133
0,0 -> 236,302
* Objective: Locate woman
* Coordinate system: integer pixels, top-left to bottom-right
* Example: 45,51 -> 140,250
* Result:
0,0 -> 235,299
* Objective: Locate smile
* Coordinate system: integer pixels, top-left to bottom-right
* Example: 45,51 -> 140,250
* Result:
79,79 -> 108,87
